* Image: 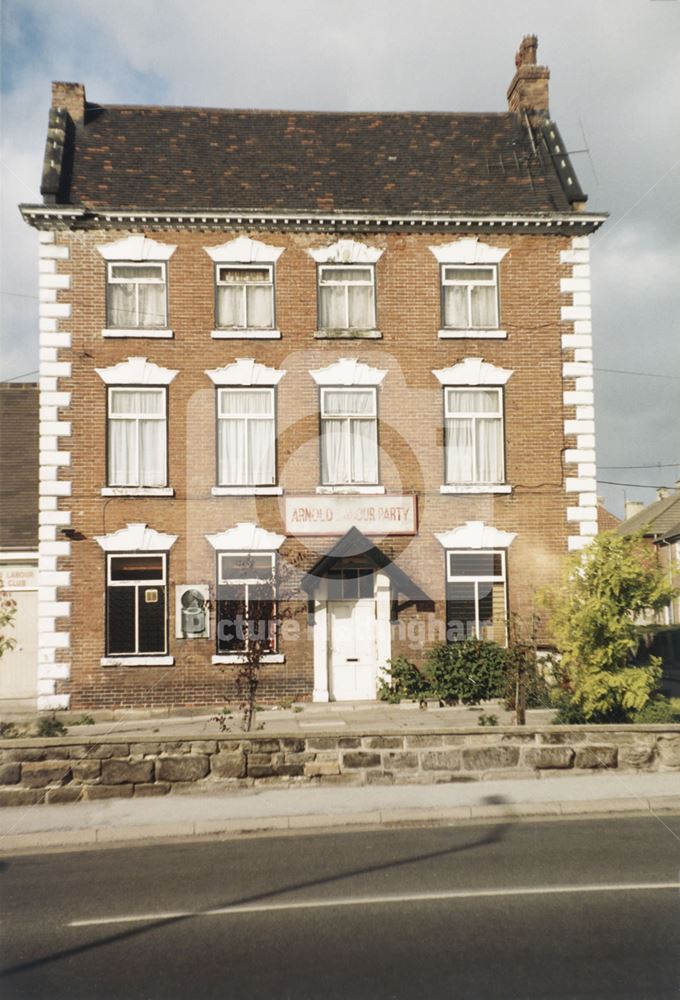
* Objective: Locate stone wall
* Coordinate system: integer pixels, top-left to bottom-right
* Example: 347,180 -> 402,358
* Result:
1,725 -> 678,806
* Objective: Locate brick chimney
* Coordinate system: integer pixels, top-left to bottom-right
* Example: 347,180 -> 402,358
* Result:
51,81 -> 86,125
507,35 -> 549,125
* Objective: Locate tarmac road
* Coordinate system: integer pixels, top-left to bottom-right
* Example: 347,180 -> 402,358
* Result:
2,814 -> 680,999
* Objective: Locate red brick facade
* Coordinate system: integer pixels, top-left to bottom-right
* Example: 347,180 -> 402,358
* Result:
23,38 -> 606,711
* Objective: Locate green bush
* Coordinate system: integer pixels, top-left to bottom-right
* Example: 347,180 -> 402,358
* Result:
633,696 -> 678,724
378,657 -> 433,703
427,639 -> 506,705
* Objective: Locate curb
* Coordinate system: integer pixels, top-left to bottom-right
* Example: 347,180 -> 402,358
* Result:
1,796 -> 679,852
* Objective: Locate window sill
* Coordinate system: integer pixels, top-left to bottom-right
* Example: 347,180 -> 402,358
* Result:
440,484 -> 512,495
211,486 -> 283,496
102,329 -> 174,339
101,487 -> 175,497
101,656 -> 174,667
313,329 -> 382,340
316,485 -> 386,495
212,654 -> 285,665
211,329 -> 281,340
438,329 -> 507,340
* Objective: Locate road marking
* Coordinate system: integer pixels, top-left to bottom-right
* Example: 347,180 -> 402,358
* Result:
69,881 -> 680,927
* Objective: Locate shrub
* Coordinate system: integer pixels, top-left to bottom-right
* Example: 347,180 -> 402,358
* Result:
378,657 -> 433,703
633,696 -> 678,724
540,531 -> 675,722
427,639 -> 506,705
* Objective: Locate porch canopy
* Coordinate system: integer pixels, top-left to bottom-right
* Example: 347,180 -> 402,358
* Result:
300,527 -> 430,602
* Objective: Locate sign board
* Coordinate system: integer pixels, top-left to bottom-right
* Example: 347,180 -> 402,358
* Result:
0,562 -> 38,592
285,494 -> 416,537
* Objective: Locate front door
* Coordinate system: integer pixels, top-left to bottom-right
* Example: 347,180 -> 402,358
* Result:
328,599 -> 377,700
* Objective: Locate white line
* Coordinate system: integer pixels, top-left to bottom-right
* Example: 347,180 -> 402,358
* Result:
69,882 -> 680,927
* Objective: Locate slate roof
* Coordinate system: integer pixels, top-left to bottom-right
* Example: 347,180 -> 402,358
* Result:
0,383 -> 38,550
52,104 -> 582,215
618,493 -> 680,538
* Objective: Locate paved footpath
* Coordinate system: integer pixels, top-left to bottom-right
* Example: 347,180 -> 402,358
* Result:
1,771 -> 679,851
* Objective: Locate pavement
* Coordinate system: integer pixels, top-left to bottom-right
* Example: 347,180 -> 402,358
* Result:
1,770 -> 679,852
37,699 -> 557,738
2,700 -> 679,851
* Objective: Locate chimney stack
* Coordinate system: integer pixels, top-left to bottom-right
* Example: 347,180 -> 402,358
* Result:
656,487 -> 670,501
624,500 -> 645,520
507,35 -> 549,125
51,81 -> 86,125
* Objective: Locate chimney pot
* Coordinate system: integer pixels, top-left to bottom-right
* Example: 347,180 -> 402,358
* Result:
657,487 -> 670,501
51,81 -> 86,125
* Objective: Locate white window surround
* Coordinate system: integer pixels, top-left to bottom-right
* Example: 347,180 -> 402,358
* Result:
310,358 -> 387,387
101,656 -> 175,667
212,486 -> 283,497
102,487 -> 175,497
205,522 -> 285,552
435,521 -> 517,550
97,237 -> 175,339
212,653 -> 284,665
103,328 -> 174,339
94,522 -> 178,553
205,358 -> 286,387
97,235 -> 177,262
95,357 -> 179,386
205,236 -> 285,264
434,359 -> 512,494
315,485 -> 386,495
431,239 -> 508,339
206,239 -> 284,340
433,358 -> 513,386
308,239 -> 383,265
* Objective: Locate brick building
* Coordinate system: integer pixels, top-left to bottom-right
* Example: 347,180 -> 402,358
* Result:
21,36 -> 606,712
0,383 -> 39,711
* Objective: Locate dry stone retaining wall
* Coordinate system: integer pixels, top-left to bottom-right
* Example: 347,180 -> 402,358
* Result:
0,726 -> 678,806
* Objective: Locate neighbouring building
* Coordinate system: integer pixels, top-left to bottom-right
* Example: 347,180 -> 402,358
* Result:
0,382 -> 39,713
619,485 -> 680,628
21,36 -> 607,712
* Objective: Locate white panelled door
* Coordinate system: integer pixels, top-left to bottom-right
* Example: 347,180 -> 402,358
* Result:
328,600 -> 377,700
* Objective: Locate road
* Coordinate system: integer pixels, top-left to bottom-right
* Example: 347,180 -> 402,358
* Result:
1,815 -> 679,998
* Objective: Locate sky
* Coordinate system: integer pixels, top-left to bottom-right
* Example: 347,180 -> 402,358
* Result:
1,0 -> 678,517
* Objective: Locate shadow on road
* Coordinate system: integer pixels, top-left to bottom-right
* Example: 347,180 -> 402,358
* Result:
1,804 -> 510,978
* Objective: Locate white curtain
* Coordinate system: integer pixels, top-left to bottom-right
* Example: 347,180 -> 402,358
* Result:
218,390 -> 274,485
109,390 -> 165,486
320,285 -> 346,328
216,285 -> 242,327
109,283 -> 136,327
109,266 -> 165,327
246,285 -> 273,327
322,390 -> 376,483
444,285 -> 467,328
348,284 -> 372,328
470,285 -> 496,328
446,390 -> 501,484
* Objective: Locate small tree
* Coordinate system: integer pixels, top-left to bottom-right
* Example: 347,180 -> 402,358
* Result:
540,531 -> 676,721
214,553 -> 306,732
